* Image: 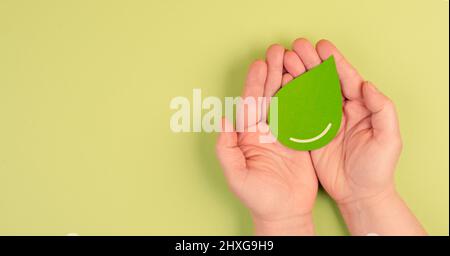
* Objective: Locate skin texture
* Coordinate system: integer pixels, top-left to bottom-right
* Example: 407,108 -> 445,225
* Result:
216,45 -> 317,235
216,38 -> 426,236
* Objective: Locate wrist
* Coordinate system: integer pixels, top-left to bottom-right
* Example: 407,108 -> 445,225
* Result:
337,186 -> 399,215
338,187 -> 400,235
337,187 -> 426,235
252,213 -> 315,236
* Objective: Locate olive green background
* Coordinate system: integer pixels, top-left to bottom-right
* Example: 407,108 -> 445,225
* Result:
0,0 -> 448,235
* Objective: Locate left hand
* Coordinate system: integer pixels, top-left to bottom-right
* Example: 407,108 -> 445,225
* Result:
216,44 -> 318,235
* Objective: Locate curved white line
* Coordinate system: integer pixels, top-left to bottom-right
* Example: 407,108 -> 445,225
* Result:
289,123 -> 332,143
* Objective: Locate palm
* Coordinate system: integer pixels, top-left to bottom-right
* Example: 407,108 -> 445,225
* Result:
280,38 -> 402,203
311,100 -> 392,202
236,123 -> 317,219
216,44 -> 318,221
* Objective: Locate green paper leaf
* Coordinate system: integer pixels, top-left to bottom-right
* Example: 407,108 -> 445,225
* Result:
269,56 -> 342,151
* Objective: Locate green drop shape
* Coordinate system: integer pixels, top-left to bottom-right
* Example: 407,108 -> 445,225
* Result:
269,56 -> 342,151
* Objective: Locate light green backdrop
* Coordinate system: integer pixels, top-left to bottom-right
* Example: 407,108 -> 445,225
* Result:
0,0 -> 448,235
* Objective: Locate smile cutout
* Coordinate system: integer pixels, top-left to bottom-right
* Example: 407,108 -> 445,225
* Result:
289,123 -> 332,143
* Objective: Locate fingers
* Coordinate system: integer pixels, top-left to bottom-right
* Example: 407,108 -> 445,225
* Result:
243,60 -> 267,99
239,60 -> 267,129
263,44 -> 285,97
343,100 -> 371,130
284,50 -> 306,77
292,38 -> 322,70
316,39 -> 364,100
281,73 -> 293,87
362,82 -> 401,142
216,118 -> 247,189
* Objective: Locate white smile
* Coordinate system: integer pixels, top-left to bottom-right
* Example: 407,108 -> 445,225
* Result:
289,123 -> 332,143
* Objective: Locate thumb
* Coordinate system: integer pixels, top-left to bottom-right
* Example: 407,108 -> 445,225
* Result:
215,117 -> 247,188
362,81 -> 401,143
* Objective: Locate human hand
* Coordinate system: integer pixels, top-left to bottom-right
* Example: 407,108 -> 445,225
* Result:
282,38 -> 425,235
215,45 -> 318,235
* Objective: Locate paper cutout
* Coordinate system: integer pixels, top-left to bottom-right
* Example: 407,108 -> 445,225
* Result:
269,56 -> 342,151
